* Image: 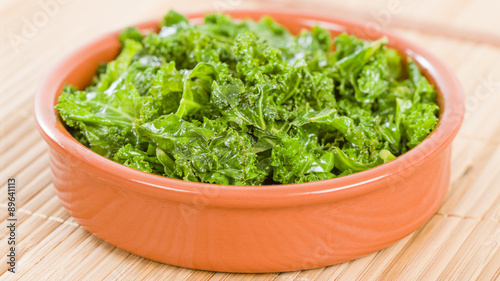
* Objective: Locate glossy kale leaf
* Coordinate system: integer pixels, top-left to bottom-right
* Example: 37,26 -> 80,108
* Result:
136,114 -> 266,185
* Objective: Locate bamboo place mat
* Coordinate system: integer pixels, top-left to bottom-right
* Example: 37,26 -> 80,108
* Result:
1,0 -> 500,280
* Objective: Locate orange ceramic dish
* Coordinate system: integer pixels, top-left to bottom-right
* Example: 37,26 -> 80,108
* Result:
34,10 -> 464,273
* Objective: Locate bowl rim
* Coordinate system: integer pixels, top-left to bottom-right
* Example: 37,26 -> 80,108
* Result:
34,9 -> 464,208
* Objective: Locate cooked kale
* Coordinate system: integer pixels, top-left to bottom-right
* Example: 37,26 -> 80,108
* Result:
56,10 -> 439,185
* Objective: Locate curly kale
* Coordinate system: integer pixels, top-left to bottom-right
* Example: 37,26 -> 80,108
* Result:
55,10 -> 439,185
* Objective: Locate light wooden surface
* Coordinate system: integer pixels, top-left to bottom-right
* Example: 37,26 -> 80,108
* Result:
1,0 -> 500,280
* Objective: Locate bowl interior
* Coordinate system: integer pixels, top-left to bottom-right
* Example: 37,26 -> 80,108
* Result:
34,10 -> 465,208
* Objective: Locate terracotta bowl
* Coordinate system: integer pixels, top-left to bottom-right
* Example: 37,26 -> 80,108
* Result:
34,10 -> 464,273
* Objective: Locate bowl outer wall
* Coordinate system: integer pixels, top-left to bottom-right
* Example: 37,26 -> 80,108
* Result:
34,10 -> 464,272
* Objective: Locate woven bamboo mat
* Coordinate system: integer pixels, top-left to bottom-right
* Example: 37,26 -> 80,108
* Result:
1,0 -> 500,280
